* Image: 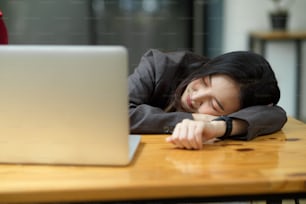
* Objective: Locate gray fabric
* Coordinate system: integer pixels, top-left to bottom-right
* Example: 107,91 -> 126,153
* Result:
128,49 -> 287,140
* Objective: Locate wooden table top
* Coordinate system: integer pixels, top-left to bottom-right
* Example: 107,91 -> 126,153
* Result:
0,117 -> 306,203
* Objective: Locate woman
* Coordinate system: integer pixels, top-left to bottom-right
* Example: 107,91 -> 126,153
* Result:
128,49 -> 287,150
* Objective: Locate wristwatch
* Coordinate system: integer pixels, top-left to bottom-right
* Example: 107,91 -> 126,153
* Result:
213,116 -> 233,139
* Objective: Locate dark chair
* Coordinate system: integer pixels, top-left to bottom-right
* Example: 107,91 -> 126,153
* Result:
0,10 -> 8,44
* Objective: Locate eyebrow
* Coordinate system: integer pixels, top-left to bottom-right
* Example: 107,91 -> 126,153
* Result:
208,75 -> 225,112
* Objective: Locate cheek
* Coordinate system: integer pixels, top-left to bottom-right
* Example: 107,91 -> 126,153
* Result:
181,87 -> 188,101
180,93 -> 186,107
226,102 -> 241,114
197,104 -> 220,116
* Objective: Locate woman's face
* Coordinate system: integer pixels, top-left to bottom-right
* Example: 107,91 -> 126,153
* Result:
181,74 -> 241,116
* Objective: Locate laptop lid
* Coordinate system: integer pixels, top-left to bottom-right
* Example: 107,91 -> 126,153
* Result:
0,45 -> 140,166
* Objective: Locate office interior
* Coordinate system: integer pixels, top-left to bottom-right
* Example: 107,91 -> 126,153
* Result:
1,0 -> 305,122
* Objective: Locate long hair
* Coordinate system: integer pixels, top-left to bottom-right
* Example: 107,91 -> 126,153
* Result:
172,51 -> 280,112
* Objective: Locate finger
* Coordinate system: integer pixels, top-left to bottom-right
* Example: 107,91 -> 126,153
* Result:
166,125 -> 178,144
179,119 -> 200,150
187,123 -> 198,150
170,123 -> 185,149
178,122 -> 192,149
165,136 -> 174,144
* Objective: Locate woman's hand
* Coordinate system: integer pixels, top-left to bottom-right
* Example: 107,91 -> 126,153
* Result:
166,119 -> 225,150
166,117 -> 248,150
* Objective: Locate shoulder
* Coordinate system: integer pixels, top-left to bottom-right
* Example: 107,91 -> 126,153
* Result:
130,49 -> 209,87
140,49 -> 208,73
143,49 -> 207,63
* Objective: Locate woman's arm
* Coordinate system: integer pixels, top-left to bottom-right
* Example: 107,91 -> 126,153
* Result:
192,113 -> 249,136
227,105 -> 287,140
191,105 -> 287,140
166,105 -> 287,149
130,104 -> 193,134
166,118 -> 248,149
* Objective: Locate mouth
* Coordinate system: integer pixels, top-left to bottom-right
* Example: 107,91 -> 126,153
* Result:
186,95 -> 194,110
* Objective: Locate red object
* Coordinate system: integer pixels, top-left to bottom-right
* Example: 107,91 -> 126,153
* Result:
0,10 -> 9,44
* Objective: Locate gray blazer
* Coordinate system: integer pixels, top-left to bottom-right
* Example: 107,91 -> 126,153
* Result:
128,49 -> 287,140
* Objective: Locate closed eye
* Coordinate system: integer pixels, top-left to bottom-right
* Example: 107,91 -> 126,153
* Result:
211,99 -> 224,113
208,75 -> 225,113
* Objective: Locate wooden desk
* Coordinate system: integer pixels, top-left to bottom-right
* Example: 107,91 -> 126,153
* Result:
0,117 -> 306,203
249,31 -> 306,119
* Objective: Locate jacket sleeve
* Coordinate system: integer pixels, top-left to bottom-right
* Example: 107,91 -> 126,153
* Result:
128,49 -> 194,134
228,105 -> 287,140
129,104 -> 193,134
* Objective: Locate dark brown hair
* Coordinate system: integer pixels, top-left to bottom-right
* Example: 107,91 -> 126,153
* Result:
172,51 -> 280,112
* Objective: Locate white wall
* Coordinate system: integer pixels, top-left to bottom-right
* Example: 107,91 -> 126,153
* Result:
223,0 -> 306,121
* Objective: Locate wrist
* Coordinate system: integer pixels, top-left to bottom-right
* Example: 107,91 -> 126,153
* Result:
210,120 -> 227,138
212,116 -> 233,139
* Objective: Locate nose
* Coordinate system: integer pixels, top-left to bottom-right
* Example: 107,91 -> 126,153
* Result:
191,88 -> 211,107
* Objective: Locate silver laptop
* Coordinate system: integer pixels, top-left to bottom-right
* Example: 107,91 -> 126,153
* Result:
0,45 -> 140,166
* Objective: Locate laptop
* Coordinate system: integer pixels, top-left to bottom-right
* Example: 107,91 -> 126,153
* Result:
0,45 -> 141,166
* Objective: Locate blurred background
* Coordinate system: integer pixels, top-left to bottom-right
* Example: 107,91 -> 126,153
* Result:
0,0 -> 305,122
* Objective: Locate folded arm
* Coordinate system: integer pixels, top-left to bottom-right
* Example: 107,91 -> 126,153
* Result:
166,105 -> 287,149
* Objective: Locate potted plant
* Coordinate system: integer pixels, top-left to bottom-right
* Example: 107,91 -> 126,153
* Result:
269,0 -> 294,31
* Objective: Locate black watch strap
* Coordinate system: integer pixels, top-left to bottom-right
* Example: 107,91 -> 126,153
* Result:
213,116 -> 233,139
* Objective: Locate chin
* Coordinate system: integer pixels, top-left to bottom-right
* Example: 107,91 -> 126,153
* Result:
179,105 -> 189,112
